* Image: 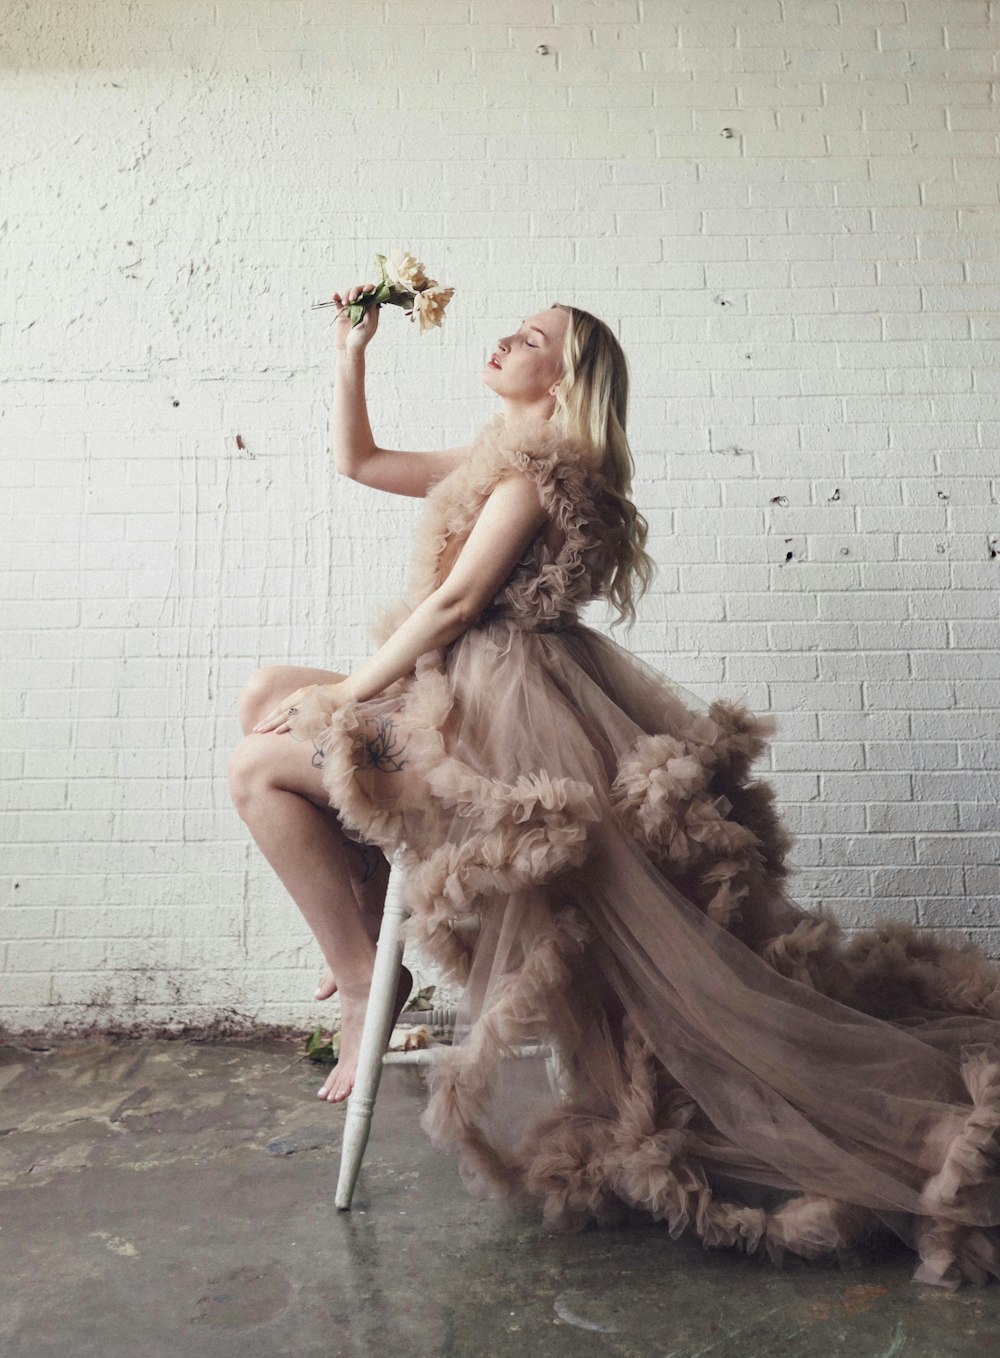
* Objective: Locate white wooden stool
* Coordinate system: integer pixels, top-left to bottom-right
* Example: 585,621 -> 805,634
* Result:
335,853 -> 568,1209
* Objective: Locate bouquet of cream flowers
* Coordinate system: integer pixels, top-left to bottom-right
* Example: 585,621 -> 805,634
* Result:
312,249 -> 455,333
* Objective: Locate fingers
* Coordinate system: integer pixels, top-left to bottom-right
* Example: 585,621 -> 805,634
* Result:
253,685 -> 310,734
252,710 -> 288,734
331,283 -> 378,308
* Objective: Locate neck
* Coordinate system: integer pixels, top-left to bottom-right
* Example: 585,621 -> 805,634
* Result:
499,397 -> 556,425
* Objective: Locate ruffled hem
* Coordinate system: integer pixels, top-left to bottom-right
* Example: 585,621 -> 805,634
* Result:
423,1005 -> 893,1275
418,900 -> 599,1203
293,639 -> 604,988
912,1046 -> 1000,1288
424,1006 -> 1000,1291
760,910 -> 1000,1023
923,1048 -> 1000,1211
608,700 -> 795,933
912,1217 -> 1000,1290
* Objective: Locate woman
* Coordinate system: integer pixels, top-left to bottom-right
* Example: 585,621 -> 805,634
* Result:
229,284 -> 1000,1290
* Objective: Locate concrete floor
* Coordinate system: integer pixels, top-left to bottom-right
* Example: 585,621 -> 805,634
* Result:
1,1037 -> 998,1358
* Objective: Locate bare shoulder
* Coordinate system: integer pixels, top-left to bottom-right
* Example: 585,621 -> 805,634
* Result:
340,443 -> 470,499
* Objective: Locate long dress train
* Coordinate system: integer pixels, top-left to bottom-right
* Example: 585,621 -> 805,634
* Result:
286,409 -> 1000,1291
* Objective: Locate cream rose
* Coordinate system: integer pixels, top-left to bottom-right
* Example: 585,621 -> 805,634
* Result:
411,284 -> 456,332
385,250 -> 433,292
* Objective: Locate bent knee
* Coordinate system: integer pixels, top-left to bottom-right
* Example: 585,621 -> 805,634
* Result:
226,736 -> 275,808
237,666 -> 304,734
237,664 -> 294,716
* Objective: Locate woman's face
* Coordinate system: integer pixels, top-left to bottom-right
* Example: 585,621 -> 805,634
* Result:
483,306 -> 569,412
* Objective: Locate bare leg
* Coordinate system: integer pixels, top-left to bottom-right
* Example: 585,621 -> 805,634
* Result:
238,663 -> 394,998
298,763 -> 416,1101
315,838 -> 390,997
230,665 -> 413,1103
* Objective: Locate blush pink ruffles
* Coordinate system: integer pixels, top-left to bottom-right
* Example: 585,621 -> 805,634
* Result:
286,409 -> 1000,1291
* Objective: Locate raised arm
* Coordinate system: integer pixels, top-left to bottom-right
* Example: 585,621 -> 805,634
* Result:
331,287 -> 468,497
332,348 -> 378,476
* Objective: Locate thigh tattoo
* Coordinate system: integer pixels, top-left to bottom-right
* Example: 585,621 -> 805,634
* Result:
350,840 -> 381,882
309,726 -> 397,885
359,716 -> 410,773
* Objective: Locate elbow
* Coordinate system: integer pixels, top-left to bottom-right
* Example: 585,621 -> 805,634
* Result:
435,589 -> 482,633
334,442 -> 379,481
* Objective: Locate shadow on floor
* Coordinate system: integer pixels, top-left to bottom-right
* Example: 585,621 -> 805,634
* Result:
0,1036 -> 997,1357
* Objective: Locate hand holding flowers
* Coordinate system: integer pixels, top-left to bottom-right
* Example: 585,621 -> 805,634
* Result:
314,249 -> 455,345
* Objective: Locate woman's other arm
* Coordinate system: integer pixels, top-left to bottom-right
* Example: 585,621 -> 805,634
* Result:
342,472 -> 548,702
257,473 -> 549,734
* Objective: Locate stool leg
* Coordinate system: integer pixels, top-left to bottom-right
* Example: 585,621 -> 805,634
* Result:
544,1043 -> 570,1103
335,863 -> 409,1209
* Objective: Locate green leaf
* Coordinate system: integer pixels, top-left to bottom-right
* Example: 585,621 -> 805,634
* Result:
304,1025 -> 340,1063
304,1025 -> 328,1055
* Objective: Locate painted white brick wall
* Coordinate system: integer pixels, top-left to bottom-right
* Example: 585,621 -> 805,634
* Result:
2,0 -> 999,1036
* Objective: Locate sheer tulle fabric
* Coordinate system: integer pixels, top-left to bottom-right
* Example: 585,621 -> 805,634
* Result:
287,412 -> 1000,1291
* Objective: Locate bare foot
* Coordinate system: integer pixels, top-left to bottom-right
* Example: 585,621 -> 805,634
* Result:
317,964 -> 414,1104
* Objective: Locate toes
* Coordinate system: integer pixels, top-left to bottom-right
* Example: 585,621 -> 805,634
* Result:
317,1071 -> 353,1102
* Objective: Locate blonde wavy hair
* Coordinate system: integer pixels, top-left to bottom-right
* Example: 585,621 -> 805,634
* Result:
547,302 -> 657,632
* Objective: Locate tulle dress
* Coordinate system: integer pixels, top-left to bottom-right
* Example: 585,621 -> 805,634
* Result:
286,408 -> 1000,1291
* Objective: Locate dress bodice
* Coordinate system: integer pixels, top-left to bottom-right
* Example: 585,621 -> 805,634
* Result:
367,410 -> 630,645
